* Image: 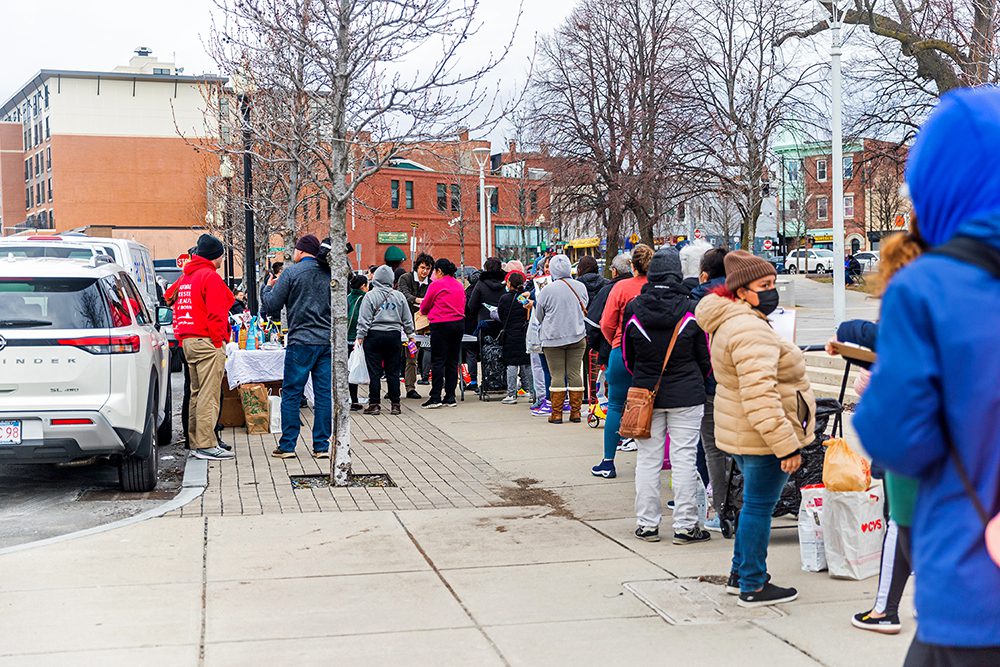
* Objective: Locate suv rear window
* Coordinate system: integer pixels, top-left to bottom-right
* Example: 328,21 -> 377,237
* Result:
0,245 -> 95,260
0,278 -> 110,329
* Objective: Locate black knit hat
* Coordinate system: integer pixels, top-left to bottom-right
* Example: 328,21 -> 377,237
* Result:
195,234 -> 224,261
295,234 -> 322,256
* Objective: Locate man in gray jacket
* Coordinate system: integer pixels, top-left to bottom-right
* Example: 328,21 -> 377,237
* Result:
356,265 -> 416,415
261,235 -> 332,458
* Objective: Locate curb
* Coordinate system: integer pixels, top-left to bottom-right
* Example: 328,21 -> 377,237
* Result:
0,454 -> 208,557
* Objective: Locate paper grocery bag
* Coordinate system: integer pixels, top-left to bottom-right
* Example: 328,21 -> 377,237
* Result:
239,383 -> 270,435
823,483 -> 885,580
822,438 -> 871,492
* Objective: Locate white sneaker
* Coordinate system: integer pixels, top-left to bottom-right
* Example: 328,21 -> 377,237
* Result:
617,438 -> 637,452
193,446 -> 235,461
501,395 -> 517,404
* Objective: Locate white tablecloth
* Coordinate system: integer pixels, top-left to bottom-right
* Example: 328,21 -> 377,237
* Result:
224,344 -> 314,406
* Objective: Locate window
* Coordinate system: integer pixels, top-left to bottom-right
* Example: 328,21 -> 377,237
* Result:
436,183 -> 447,211
844,195 -> 854,219
530,189 -> 538,216
390,180 -> 400,209
35,153 -> 40,176
843,156 -> 853,180
518,189 -> 526,217
47,178 -> 52,201
0,277 -> 111,329
48,209 -> 53,228
785,159 -> 803,183
120,275 -> 152,325
817,196 -> 829,220
25,187 -> 31,209
789,199 -> 799,214
24,159 -> 30,182
36,182 -> 42,203
490,188 -> 498,214
153,67 -> 170,75
44,84 -> 49,108
405,180 -> 414,209
816,159 -> 827,182
46,147 -> 51,171
44,117 -> 49,139
450,184 -> 461,212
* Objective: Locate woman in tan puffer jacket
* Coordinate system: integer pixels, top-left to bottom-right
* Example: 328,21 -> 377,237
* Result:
695,250 -> 816,610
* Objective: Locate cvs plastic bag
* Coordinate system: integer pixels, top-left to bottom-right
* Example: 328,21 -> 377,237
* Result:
798,484 -> 827,572
823,482 -> 885,580
348,345 -> 370,385
822,438 -> 871,492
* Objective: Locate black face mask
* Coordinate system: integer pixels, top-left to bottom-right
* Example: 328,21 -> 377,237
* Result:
750,288 -> 780,316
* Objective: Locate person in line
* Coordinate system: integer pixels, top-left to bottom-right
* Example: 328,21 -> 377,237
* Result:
695,250 -> 814,608
356,265 -> 416,416
528,255 -> 556,415
462,269 -> 481,389
419,259 -> 466,408
497,271 -> 531,404
398,252 -> 434,399
534,254 -> 589,424
346,273 -> 368,412
172,234 -> 235,461
383,245 -> 407,287
854,87 -> 1000,665
592,244 -> 653,477
262,235 -> 334,459
229,291 -> 248,316
623,247 -> 712,544
689,247 -> 729,531
466,257 -> 507,392
575,255 -> 608,404
259,261 -> 283,313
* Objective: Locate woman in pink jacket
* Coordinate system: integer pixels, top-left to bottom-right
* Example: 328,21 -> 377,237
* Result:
419,259 -> 467,408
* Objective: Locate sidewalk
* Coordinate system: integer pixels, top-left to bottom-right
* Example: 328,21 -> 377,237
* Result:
0,395 -> 912,666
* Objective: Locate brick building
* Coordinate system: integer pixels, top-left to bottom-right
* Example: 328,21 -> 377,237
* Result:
773,137 -> 909,253
0,49 -> 226,259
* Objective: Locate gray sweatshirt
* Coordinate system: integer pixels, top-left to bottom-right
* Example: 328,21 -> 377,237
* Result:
356,265 -> 415,338
535,254 -> 589,347
260,257 -> 331,346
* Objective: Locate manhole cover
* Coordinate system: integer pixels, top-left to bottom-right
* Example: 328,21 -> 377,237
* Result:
289,473 -> 396,489
624,578 -> 786,625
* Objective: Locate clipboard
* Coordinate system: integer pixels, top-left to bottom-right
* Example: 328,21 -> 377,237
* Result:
830,340 -> 876,364
767,307 -> 796,344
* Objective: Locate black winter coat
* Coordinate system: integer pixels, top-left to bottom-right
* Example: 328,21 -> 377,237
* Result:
466,269 -> 507,329
622,283 -> 711,409
586,274 -> 630,366
497,291 -> 530,366
578,272 -> 608,304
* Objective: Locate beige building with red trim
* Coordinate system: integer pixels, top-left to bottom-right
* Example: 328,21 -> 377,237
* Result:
0,50 -> 226,260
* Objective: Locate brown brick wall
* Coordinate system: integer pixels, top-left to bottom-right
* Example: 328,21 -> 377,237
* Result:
0,123 -> 25,232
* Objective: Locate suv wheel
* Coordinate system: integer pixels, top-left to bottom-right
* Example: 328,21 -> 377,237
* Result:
120,410 -> 158,492
156,378 -> 173,447
788,264 -> 798,274
815,264 -> 827,274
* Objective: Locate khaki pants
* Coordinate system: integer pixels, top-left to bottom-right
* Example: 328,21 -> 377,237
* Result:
182,338 -> 226,450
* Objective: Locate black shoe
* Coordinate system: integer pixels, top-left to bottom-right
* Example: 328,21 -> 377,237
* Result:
390,403 -> 401,415
851,611 -> 901,634
417,379 -> 430,386
363,404 -> 381,416
465,381 -> 478,391
738,582 -> 798,608
422,398 -> 443,409
350,403 -> 363,411
673,527 -> 711,545
216,438 -> 233,451
443,398 -> 458,408
406,390 -> 422,400
635,526 -> 660,542
726,572 -> 770,595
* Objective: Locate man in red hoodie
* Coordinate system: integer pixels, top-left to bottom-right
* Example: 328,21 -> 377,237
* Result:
173,234 -> 235,460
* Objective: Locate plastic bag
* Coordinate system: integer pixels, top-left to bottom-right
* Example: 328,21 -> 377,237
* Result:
348,345 -> 369,385
823,438 -> 871,492
798,484 -> 827,572
823,483 -> 885,580
269,395 -> 282,434
239,383 -> 270,435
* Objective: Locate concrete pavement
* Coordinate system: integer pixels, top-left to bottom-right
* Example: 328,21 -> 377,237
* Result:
0,392 -> 912,666
787,274 -> 881,345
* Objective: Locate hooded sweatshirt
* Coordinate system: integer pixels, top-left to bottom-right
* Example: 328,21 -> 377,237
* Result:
356,265 -> 414,338
854,87 -> 1000,648
171,255 -> 234,348
600,274 -> 647,349
534,254 -> 589,347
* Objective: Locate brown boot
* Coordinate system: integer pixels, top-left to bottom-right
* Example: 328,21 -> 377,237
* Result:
568,391 -> 584,423
549,391 -> 566,424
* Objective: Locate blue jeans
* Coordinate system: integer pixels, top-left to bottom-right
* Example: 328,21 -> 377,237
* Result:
602,350 -> 631,460
731,454 -> 788,592
278,344 -> 332,453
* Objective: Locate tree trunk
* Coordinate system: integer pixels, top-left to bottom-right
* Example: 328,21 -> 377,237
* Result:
740,197 -> 761,250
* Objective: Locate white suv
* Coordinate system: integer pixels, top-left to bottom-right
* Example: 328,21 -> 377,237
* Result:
785,248 -> 835,274
0,257 -> 171,491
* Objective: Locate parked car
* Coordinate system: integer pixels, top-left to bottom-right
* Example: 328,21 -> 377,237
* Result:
0,257 -> 171,491
785,248 -> 836,274
760,252 -> 786,274
853,250 -> 880,273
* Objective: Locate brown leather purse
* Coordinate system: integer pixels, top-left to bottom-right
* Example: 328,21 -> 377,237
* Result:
619,316 -> 688,440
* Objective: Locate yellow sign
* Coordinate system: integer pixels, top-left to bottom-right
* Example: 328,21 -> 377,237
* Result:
629,233 -> 639,244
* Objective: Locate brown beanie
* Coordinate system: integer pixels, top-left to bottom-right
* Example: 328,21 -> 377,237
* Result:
724,250 -> 777,292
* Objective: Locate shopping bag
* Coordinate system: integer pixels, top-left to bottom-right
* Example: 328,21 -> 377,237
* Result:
798,484 -> 827,572
268,396 -> 282,434
238,383 -> 270,435
822,438 -> 871,492
348,345 -> 369,384
823,482 -> 885,580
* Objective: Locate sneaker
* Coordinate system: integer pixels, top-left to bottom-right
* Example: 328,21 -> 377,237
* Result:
465,381 -> 478,391
616,438 -> 637,452
443,398 -> 458,408
270,448 -> 296,459
563,398 -> 571,411
530,399 -> 552,416
501,395 -> 517,405
726,572 -> 770,596
311,450 -> 330,459
421,398 -> 443,409
673,527 -> 711,545
851,611 -> 901,635
635,526 -> 660,542
216,438 -> 233,452
417,379 -> 430,386
390,403 -> 401,415
406,389 -> 422,399
350,403 -> 364,411
363,404 -> 381,416
591,459 -> 617,479
738,582 -> 798,608
193,446 -> 235,461
704,516 -> 722,533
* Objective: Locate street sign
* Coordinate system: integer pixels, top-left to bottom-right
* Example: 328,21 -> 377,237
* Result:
175,253 -> 190,268
763,239 -> 773,251
629,233 -> 639,244
377,232 -> 409,244
694,228 -> 703,240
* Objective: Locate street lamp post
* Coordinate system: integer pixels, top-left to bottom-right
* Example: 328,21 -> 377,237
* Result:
239,92 -> 259,315
485,185 -> 497,257
472,147 -> 490,266
817,0 -> 847,325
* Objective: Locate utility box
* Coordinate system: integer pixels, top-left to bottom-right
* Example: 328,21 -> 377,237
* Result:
776,276 -> 795,308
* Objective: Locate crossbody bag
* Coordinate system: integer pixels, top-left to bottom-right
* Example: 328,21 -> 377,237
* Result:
619,315 -> 689,439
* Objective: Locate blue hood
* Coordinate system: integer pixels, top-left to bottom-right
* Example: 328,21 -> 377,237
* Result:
906,86 -> 1000,249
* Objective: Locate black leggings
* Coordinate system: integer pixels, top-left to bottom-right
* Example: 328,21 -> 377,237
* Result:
872,520 -> 912,617
364,330 -> 402,405
430,320 -> 464,402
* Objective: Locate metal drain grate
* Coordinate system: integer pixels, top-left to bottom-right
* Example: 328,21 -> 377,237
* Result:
624,577 -> 786,625
289,473 -> 396,489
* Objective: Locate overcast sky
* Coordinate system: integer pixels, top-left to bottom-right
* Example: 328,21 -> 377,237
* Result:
0,0 -> 577,145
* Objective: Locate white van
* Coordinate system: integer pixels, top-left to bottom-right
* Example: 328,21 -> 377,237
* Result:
0,235 -> 159,312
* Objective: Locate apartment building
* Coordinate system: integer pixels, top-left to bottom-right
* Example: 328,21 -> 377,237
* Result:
0,49 -> 226,258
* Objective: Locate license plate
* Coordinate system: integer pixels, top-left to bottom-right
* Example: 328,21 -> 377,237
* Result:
0,420 -> 22,445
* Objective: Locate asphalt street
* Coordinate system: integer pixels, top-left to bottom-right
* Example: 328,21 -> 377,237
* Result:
0,371 -> 187,549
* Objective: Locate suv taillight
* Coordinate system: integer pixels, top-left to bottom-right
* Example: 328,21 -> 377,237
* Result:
58,335 -> 140,354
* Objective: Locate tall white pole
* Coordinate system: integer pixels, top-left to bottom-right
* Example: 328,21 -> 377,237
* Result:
485,188 -> 494,256
830,6 -> 847,325
478,163 -> 487,265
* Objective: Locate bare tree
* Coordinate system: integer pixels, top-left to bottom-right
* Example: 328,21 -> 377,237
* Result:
859,146 -> 907,239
